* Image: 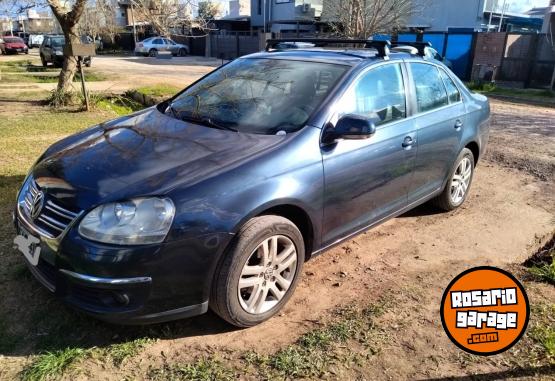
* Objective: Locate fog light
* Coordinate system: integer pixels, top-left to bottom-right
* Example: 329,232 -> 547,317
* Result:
113,292 -> 130,306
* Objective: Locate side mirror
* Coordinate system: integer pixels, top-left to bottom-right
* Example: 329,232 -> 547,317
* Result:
322,114 -> 376,144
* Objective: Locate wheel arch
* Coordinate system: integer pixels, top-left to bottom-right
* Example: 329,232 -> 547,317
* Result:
465,141 -> 480,165
258,204 -> 315,260
228,200 -> 317,261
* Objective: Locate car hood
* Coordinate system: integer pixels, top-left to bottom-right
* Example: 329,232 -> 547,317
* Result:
32,107 -> 286,210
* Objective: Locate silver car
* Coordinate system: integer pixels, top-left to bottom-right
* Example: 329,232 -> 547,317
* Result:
135,37 -> 189,57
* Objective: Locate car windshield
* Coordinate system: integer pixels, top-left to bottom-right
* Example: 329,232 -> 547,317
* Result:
167,58 -> 348,134
5,37 -> 23,43
51,37 -> 64,47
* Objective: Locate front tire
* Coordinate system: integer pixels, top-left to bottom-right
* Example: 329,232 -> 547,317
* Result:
210,215 -> 305,327
433,148 -> 475,211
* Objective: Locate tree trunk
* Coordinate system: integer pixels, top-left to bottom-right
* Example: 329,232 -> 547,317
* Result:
56,25 -> 81,94
47,0 -> 87,101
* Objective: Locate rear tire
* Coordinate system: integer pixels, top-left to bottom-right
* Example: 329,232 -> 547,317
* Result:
432,148 -> 475,211
40,55 -> 47,67
210,215 -> 305,327
148,48 -> 157,57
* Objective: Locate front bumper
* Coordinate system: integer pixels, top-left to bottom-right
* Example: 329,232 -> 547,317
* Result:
14,205 -> 231,324
5,47 -> 27,53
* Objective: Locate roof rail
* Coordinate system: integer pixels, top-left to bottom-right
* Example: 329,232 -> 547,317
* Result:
265,38 -> 391,58
391,41 -> 432,57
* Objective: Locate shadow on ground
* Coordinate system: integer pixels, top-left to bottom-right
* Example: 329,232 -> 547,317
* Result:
424,364 -> 555,381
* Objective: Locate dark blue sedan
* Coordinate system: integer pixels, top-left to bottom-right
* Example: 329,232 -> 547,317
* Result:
13,39 -> 490,327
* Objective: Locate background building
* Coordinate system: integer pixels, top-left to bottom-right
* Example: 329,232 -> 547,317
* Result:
228,0 -> 250,18
250,0 -> 322,33
542,0 -> 555,33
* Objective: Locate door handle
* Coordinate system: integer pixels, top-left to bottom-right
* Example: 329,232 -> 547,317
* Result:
402,136 -> 414,148
454,119 -> 463,130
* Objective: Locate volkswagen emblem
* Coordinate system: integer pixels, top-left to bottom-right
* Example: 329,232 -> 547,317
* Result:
30,191 -> 45,220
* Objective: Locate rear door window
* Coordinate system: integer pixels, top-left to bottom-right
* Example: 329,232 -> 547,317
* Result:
409,63 -> 449,113
152,38 -> 163,45
337,63 -> 407,127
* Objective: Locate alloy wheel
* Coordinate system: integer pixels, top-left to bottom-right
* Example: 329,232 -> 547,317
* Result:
238,235 -> 298,314
450,157 -> 472,204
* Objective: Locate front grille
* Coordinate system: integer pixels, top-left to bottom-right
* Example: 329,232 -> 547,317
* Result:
21,179 -> 81,238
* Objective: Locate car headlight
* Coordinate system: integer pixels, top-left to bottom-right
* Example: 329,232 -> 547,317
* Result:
55,50 -> 63,55
78,197 -> 175,245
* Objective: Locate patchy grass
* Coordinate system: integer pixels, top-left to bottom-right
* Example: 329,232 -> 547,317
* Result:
20,348 -> 87,381
467,82 -> 555,103
1,71 -> 108,83
94,95 -> 144,116
101,338 -> 154,366
527,304 -> 555,364
135,83 -> 181,98
148,358 -> 235,381
525,233 -> 555,285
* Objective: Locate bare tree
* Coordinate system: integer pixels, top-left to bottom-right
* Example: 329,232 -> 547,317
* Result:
80,3 -> 103,41
197,1 -> 221,22
97,0 -> 120,44
322,0 -> 420,39
47,0 -> 88,97
79,0 -> 120,45
131,0 -> 193,37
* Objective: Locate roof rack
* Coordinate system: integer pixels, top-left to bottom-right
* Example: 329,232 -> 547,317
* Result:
391,41 -> 432,57
265,38 -> 391,58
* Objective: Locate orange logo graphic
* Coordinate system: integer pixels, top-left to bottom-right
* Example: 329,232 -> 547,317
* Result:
440,267 -> 529,356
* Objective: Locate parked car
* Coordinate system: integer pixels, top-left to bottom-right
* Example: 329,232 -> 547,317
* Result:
0,36 -> 28,54
13,39 -> 490,327
135,37 -> 189,57
40,35 -> 91,68
28,34 -> 45,48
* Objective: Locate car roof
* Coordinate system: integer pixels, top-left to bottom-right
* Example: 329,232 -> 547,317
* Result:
242,49 -> 420,67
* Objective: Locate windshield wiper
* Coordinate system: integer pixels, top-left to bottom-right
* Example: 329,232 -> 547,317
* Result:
180,115 -> 238,132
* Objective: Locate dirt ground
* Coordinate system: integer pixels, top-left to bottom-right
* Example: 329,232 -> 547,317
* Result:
0,57 -> 553,379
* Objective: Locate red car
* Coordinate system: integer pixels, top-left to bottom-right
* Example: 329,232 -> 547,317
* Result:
1,37 -> 29,55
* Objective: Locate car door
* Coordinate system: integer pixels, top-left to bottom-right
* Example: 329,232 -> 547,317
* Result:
152,38 -> 163,52
321,62 -> 417,246
406,62 -> 466,203
42,37 -> 52,61
164,39 -> 176,54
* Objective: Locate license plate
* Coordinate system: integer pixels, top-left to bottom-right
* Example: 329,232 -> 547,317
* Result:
17,48 -> 22,52
14,225 -> 41,266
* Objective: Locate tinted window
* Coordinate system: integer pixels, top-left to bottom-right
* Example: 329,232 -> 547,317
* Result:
337,63 -> 406,127
153,38 -> 163,44
169,58 -> 348,134
410,63 -> 448,113
51,38 -> 64,47
439,69 -> 461,103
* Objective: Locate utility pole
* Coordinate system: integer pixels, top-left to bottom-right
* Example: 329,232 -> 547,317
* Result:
263,0 -> 266,34
488,0 -> 497,32
130,0 -> 137,46
497,0 -> 508,32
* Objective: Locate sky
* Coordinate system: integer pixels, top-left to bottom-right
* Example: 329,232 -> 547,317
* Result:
507,0 -> 550,12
